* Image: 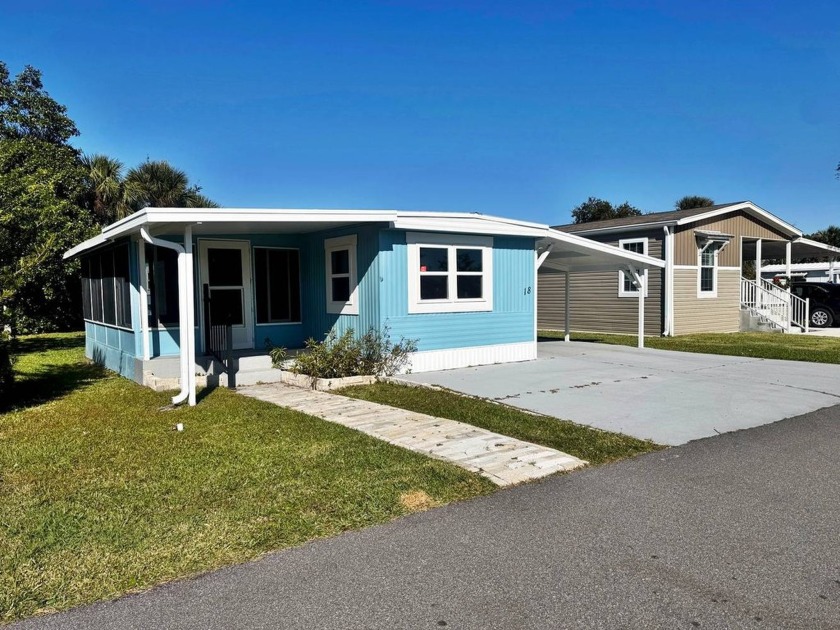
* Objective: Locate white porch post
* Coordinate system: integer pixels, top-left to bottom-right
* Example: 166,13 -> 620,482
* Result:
785,241 -> 792,280
564,270 -> 570,342
755,238 -> 763,308
137,238 -> 150,361
628,264 -> 645,349
184,225 -> 196,406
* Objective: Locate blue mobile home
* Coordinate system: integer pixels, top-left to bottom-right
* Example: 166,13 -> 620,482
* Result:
66,208 -> 662,405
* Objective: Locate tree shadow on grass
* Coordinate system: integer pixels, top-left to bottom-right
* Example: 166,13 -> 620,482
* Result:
2,334 -> 106,413
13,333 -> 86,356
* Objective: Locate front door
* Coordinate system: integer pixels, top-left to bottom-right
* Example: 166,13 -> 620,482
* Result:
199,240 -> 254,350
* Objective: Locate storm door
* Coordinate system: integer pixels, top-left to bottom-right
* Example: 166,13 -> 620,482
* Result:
199,240 -> 254,350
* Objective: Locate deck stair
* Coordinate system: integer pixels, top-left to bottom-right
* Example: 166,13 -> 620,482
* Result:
740,277 -> 809,333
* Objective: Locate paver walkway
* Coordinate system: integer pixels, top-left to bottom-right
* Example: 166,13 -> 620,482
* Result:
239,383 -> 586,486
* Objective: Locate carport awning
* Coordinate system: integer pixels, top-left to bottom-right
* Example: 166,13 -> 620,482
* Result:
536,229 -> 665,273
744,237 -> 840,261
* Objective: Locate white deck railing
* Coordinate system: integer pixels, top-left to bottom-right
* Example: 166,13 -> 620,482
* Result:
740,277 -> 809,332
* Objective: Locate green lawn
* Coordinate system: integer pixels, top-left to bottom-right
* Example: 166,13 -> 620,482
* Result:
0,333 -> 494,623
539,330 -> 840,364
339,382 -> 662,466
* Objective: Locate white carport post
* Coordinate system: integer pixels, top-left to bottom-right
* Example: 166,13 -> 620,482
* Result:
755,238 -> 763,308
627,264 -> 645,349
785,241 -> 792,280
137,237 -> 151,361
564,270 -> 570,342
184,225 -> 197,407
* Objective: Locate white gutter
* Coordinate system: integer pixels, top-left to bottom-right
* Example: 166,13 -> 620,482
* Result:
139,227 -> 194,406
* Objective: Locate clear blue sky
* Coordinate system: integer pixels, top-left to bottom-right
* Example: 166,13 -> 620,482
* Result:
4,0 -> 839,231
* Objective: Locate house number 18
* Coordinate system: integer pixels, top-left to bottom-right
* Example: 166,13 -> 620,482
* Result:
524,286 -> 531,295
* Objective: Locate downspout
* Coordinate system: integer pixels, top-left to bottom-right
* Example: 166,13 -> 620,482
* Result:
139,227 -> 193,406
663,226 -> 674,336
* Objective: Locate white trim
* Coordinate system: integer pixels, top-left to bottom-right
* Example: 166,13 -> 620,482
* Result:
618,238 -> 649,298
137,237 -> 151,361
675,201 -> 801,237
325,234 -> 359,315
198,239 -> 255,350
697,241 -> 722,299
718,266 -> 743,271
402,341 -> 536,373
674,265 -> 699,270
663,226 -> 674,337
407,232 -> 493,314
83,319 -> 134,333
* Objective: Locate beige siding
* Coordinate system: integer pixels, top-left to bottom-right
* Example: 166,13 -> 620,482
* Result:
673,268 -> 740,334
674,210 -> 790,267
538,229 -> 663,336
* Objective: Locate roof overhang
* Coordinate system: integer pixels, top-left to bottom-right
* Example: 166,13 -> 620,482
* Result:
556,201 -> 803,239
748,237 -> 840,261
537,228 -> 665,273
64,208 -> 550,260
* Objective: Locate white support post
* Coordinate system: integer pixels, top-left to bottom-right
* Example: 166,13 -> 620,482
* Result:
564,270 -> 570,342
184,226 -> 196,407
137,238 -> 150,361
755,239 -> 762,308
785,241 -> 792,281
628,264 -> 645,349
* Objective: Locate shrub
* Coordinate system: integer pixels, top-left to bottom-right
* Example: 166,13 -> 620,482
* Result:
291,327 -> 417,380
264,338 -> 288,369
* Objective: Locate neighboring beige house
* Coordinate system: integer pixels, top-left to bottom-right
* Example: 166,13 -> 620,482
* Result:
538,201 -> 840,336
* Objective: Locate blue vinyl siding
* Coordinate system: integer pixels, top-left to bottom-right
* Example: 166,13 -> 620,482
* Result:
85,321 -> 136,380
378,230 -> 536,351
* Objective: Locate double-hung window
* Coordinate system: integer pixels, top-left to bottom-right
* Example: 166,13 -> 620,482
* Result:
325,235 -> 358,315
698,241 -> 725,297
255,248 -> 301,324
618,238 -> 648,297
407,233 -> 493,313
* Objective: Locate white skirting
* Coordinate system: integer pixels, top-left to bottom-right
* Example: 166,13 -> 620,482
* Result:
405,341 -> 537,373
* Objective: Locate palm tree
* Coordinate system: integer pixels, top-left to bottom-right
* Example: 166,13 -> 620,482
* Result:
81,153 -> 129,223
675,195 -> 715,211
124,160 -> 218,211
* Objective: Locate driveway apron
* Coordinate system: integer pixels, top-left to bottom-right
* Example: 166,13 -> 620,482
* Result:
399,341 -> 840,445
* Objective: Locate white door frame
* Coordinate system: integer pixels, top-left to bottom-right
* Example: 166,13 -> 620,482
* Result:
198,239 -> 254,351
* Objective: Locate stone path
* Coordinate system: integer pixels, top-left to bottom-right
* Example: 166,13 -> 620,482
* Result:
239,383 -> 586,486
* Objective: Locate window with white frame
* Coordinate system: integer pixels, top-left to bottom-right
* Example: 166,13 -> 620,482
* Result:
325,235 -> 358,315
255,247 -> 301,324
698,241 -> 725,297
618,238 -> 648,297
407,232 -> 493,313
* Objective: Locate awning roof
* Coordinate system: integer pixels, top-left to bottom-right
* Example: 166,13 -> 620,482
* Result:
64,207 -> 665,272
743,237 -> 840,261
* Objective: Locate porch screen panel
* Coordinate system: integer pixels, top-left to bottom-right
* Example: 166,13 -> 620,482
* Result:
81,256 -> 92,321
146,244 -> 180,326
255,248 -> 301,324
80,246 -> 132,328
113,244 -> 131,328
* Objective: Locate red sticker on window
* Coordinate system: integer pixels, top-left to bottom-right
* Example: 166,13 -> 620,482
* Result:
420,266 -> 427,272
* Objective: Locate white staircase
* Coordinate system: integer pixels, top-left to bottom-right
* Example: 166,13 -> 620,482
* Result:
740,277 -> 809,333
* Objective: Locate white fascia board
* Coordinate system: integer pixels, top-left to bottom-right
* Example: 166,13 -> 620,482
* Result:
392,214 -> 547,237
676,202 -> 802,237
63,233 -> 110,259
794,237 -> 840,255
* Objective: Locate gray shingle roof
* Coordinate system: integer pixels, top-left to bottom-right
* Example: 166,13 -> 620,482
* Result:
553,202 -> 748,233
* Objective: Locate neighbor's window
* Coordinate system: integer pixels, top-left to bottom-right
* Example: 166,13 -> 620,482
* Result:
145,244 -> 180,326
698,241 -> 725,297
81,243 -> 132,329
324,235 -> 358,315
408,233 -> 493,313
255,248 -> 301,324
618,238 -> 648,297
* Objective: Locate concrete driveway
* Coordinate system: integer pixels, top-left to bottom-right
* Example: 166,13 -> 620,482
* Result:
400,341 -> 840,445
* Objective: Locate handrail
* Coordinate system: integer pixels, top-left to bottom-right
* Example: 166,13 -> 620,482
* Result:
740,277 -> 809,332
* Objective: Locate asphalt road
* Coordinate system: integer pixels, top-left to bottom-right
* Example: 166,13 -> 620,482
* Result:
15,406 -> 840,630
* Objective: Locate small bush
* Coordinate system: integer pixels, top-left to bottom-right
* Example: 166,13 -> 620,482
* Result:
264,338 -> 288,368
292,327 -> 417,380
